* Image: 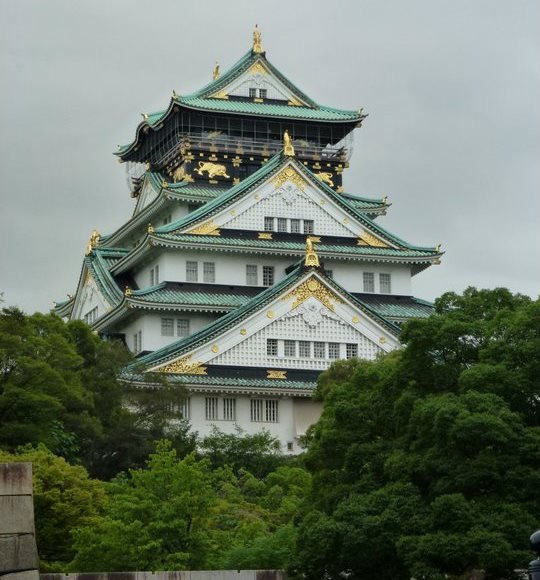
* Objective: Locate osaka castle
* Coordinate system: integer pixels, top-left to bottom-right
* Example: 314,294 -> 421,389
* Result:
55,27 -> 442,452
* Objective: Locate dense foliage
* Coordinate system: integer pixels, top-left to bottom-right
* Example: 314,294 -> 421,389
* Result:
296,288 -> 540,580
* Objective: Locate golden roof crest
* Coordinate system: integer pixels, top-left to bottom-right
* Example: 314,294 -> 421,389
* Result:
252,24 -> 264,54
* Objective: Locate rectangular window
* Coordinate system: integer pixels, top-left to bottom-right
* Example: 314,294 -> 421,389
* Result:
299,340 -> 311,358
205,397 -> 218,420
203,262 -> 215,283
265,399 -> 279,422
223,398 -> 236,421
133,330 -> 142,353
264,216 -> 275,231
150,268 -> 154,286
290,219 -> 301,234
277,217 -> 287,232
84,306 -> 98,325
363,272 -> 375,293
246,264 -> 258,285
325,269 -> 333,279
177,319 -> 190,337
251,399 -> 263,422
267,338 -> 278,356
161,318 -> 174,336
313,341 -> 326,359
262,265 -> 274,286
346,343 -> 358,359
303,220 -> 314,234
179,398 -> 190,419
328,342 -> 341,359
186,261 -> 198,282
259,88 -> 267,99
150,265 -> 159,286
284,339 -> 296,357
249,87 -> 257,98
380,273 -> 391,294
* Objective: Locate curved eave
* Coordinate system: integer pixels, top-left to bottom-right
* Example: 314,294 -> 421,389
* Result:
53,296 -> 75,318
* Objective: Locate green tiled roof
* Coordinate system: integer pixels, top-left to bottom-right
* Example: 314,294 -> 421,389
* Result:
85,248 -> 128,306
355,295 -> 434,319
116,49 -> 363,157
131,283 -> 255,309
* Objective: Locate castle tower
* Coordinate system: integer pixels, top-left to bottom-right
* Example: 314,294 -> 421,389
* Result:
55,28 -> 442,452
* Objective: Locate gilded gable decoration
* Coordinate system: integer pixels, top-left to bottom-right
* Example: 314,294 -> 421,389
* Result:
283,276 -> 343,312
250,62 -> 267,76
357,232 -> 389,248
272,166 -> 306,191
187,221 -> 220,236
157,354 -> 207,375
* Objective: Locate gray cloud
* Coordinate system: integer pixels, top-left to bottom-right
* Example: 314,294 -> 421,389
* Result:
1,0 -> 539,312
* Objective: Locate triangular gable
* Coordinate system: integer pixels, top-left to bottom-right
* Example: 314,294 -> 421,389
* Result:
162,157 -> 398,248
133,174 -> 160,216
208,58 -> 310,106
143,268 -> 399,375
71,266 -> 114,323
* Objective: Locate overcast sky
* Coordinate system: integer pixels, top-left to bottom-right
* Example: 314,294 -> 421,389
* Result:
1,0 -> 539,313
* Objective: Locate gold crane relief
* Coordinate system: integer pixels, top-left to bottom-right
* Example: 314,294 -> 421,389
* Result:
315,172 -> 334,187
195,161 -> 230,179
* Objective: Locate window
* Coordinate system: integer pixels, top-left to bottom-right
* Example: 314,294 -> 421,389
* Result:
161,318 -> 174,336
150,264 -> 159,286
287,441 -> 294,451
164,397 -> 190,419
264,216 -> 275,231
290,219 -> 301,233
346,343 -> 358,359
313,341 -> 326,359
265,399 -> 279,422
284,339 -> 296,357
179,398 -> 190,419
203,262 -> 215,283
84,306 -> 98,325
303,220 -> 314,234
133,330 -> 142,354
267,338 -> 278,356
177,319 -> 190,337
277,217 -> 287,232
328,342 -> 341,359
186,261 -> 198,282
259,88 -> 267,99
325,269 -> 333,279
205,397 -> 218,420
249,87 -> 257,98
363,272 -> 375,293
223,398 -> 236,421
246,264 -> 258,285
299,340 -> 311,358
262,265 -> 274,286
380,273 -> 391,294
251,399 -> 263,422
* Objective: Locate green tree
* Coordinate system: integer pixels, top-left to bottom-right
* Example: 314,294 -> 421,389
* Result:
295,289 -> 540,580
0,445 -> 105,571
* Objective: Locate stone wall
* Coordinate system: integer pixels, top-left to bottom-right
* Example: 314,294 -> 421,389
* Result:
41,572 -> 286,580
0,462 -> 39,580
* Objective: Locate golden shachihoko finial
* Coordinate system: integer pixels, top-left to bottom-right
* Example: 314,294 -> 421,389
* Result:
252,24 -> 264,53
283,130 -> 295,157
85,229 -> 100,255
305,237 -> 320,268
213,62 -> 220,80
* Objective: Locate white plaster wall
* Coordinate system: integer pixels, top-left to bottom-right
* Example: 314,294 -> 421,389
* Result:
327,261 -> 412,295
71,276 -> 111,322
121,312 -> 219,353
186,393 -> 303,453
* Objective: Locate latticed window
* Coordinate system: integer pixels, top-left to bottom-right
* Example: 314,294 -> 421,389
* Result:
325,269 -> 333,279
177,319 -> 190,337
380,273 -> 391,294
363,272 -> 375,293
84,306 -> 98,325
223,398 -> 236,421
251,399 -> 263,422
277,218 -> 287,232
299,341 -> 311,358
313,341 -> 326,359
259,88 -> 267,99
328,342 -> 341,359
284,340 -> 296,357
205,397 -> 218,420
265,399 -> 279,422
133,330 -> 142,353
161,318 -> 174,336
246,264 -> 258,285
303,220 -> 314,234
186,261 -> 198,282
346,343 -> 358,359
290,219 -> 301,233
203,262 -> 215,283
262,266 -> 274,286
179,398 -> 190,419
267,338 -> 278,356
249,88 -> 257,98
264,217 -> 274,231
